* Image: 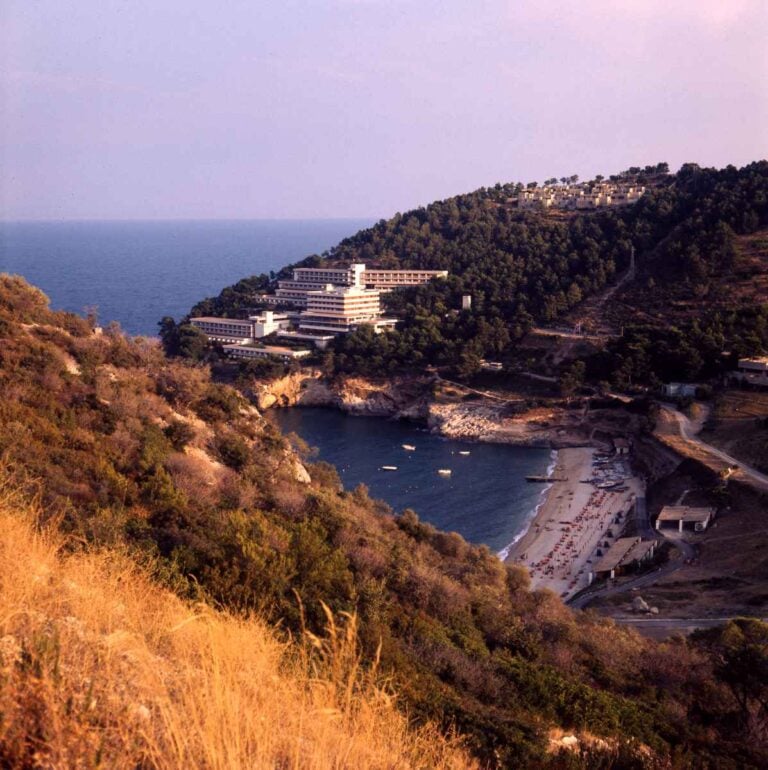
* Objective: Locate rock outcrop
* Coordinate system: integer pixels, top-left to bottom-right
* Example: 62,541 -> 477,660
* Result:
253,371 -> 434,420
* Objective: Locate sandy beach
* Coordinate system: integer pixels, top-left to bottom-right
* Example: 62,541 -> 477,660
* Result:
506,447 -> 641,600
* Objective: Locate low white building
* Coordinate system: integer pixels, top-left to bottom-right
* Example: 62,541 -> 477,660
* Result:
590,537 -> 657,583
191,312 -> 290,343
662,382 -> 699,398
656,506 -> 715,533
190,317 -> 254,343
222,344 -> 310,362
732,357 -> 768,388
251,310 -> 291,338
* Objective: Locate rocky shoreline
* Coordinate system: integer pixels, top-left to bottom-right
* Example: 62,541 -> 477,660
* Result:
251,370 -> 595,448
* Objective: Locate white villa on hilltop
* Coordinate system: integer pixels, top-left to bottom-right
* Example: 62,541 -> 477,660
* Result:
513,182 -> 646,212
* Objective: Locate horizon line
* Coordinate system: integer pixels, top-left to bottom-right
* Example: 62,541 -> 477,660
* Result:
0,215 -> 380,224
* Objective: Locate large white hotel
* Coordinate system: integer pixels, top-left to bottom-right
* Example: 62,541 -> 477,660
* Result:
190,262 -> 448,358
262,263 -> 448,308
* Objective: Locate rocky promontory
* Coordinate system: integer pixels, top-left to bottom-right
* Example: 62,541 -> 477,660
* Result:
251,371 -> 603,447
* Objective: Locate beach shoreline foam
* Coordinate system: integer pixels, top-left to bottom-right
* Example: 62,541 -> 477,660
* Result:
497,449 -> 558,561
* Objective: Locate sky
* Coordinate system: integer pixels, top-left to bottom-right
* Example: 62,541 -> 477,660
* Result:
1,0 -> 767,221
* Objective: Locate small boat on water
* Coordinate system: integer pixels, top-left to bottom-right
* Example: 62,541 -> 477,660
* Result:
458,450 -> 470,456
402,444 -> 416,451
381,465 -> 398,471
437,469 -> 452,476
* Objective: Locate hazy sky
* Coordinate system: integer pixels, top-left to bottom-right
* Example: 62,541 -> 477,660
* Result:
2,1 -> 767,220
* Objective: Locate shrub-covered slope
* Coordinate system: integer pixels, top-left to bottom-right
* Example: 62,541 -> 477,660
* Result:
0,474 -> 475,769
2,275 -> 768,767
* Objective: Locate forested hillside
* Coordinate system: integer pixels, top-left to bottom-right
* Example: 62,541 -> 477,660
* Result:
184,162 -> 768,382
3,275 -> 768,767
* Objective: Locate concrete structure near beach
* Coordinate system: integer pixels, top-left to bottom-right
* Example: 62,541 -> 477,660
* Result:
589,536 -> 657,583
656,505 -> 715,533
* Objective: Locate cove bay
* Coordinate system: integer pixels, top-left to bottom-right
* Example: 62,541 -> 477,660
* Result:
272,407 -> 551,554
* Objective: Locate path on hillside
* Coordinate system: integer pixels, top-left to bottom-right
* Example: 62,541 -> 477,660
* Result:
587,243 -> 636,318
528,248 -> 636,366
660,403 -> 768,493
435,376 -> 525,404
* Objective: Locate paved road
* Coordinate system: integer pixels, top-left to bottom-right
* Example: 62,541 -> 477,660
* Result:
660,404 -> 768,493
614,616 -> 767,639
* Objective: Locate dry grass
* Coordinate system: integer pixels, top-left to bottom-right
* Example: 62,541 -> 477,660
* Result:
0,477 -> 476,769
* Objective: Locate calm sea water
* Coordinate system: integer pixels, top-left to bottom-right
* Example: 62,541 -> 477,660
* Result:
272,408 -> 552,553
0,219 -> 372,336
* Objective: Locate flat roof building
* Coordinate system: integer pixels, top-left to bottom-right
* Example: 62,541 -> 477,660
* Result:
732,357 -> 768,388
590,537 -> 657,582
190,317 -> 254,343
298,285 -> 397,335
613,438 -> 631,455
262,263 -> 448,308
222,344 -> 310,362
191,312 -> 290,343
656,505 -> 715,532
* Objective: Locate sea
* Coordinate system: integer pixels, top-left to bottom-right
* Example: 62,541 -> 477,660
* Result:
0,219 -> 372,337
272,409 -> 552,554
1,219 -> 552,552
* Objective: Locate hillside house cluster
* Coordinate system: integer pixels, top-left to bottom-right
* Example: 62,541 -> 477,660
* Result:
191,263 -> 448,361
512,183 -> 646,212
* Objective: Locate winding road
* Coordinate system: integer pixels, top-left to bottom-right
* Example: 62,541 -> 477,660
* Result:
660,403 -> 768,493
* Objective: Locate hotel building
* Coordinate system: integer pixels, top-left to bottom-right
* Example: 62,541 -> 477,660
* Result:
262,263 -> 448,308
221,344 -> 311,363
191,311 -> 290,343
297,285 -> 397,335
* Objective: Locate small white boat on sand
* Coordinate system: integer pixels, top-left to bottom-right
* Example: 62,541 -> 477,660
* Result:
437,469 -> 452,476
402,444 -> 416,451
381,465 -> 398,471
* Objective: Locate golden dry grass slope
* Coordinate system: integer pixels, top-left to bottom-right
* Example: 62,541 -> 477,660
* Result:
0,474 -> 476,770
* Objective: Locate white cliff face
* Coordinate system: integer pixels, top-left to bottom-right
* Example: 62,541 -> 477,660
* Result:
252,372 -> 434,419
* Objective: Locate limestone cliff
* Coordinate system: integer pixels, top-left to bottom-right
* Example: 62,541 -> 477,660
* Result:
252,371 -> 434,420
